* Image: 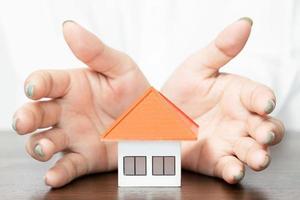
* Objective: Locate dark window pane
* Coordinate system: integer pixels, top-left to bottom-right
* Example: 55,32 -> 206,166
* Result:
164,156 -> 175,175
135,156 -> 146,175
152,156 -> 164,175
124,157 -> 134,175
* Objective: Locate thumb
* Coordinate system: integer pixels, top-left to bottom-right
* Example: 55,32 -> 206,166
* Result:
62,20 -> 137,78
183,17 -> 252,77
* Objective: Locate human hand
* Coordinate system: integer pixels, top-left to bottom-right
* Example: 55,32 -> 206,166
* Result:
162,18 -> 285,184
12,21 -> 149,187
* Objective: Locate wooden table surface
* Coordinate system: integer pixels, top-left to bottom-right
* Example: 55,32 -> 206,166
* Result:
0,131 -> 299,200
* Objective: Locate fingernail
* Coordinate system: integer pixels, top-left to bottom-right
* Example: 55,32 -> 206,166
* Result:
265,132 -> 275,144
264,99 -> 276,114
261,155 -> 271,168
34,144 -> 45,157
44,175 -> 47,183
25,83 -> 34,98
12,117 -> 19,132
234,170 -> 245,182
62,20 -> 76,26
239,17 -> 253,26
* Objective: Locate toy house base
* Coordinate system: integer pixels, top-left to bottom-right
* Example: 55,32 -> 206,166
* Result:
118,141 -> 181,187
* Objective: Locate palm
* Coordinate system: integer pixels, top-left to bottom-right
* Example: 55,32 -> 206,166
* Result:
57,68 -> 148,172
163,73 -> 253,175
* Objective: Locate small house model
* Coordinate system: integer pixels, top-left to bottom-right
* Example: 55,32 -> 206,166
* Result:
101,87 -> 198,187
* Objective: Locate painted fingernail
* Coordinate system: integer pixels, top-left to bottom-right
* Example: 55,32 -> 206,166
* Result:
265,132 -> 275,144
25,83 -> 34,98
62,20 -> 76,26
261,155 -> 271,168
234,170 -> 245,182
34,144 -> 45,157
264,99 -> 276,114
12,117 -> 19,132
239,17 -> 253,26
43,175 -> 47,183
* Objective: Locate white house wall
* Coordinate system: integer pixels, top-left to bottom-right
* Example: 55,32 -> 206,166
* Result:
118,141 -> 181,187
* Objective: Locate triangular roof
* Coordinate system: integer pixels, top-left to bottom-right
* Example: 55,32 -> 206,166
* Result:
101,87 -> 198,141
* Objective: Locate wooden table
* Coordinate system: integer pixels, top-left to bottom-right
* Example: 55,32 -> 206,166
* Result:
0,131 -> 299,199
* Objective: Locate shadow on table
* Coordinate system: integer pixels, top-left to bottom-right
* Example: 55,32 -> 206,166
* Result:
180,171 -> 267,200
41,171 -> 267,200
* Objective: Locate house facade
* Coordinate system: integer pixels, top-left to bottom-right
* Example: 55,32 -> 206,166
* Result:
101,87 -> 198,187
118,141 -> 181,187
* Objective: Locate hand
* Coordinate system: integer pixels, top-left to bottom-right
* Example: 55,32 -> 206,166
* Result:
162,18 -> 285,184
12,21 -> 149,188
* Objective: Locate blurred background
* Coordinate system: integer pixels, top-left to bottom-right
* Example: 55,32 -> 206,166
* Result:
0,0 -> 299,132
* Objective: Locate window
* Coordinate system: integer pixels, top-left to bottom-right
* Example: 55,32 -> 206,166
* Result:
152,156 -> 175,176
123,156 -> 146,176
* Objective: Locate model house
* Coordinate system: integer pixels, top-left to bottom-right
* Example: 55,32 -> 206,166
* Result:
101,87 -> 198,187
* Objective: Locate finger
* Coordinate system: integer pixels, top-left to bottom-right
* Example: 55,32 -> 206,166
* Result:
184,17 -> 252,77
214,155 -> 245,184
24,70 -> 71,100
45,153 -> 89,188
12,101 -> 61,134
240,80 -> 276,115
233,137 -> 271,171
63,20 -> 137,78
25,128 -> 69,162
247,115 -> 285,145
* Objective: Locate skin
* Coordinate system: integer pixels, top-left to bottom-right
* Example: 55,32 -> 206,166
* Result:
162,19 -> 284,184
12,19 -> 284,188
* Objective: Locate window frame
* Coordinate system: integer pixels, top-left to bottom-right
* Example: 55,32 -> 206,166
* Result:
123,156 -> 147,176
152,156 -> 176,176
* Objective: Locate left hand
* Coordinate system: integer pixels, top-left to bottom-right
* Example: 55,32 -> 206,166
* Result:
162,18 -> 285,184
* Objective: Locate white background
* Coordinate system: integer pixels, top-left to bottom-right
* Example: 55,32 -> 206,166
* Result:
0,0 -> 299,131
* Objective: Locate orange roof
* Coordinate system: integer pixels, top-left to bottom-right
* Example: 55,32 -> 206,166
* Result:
101,87 -> 198,141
